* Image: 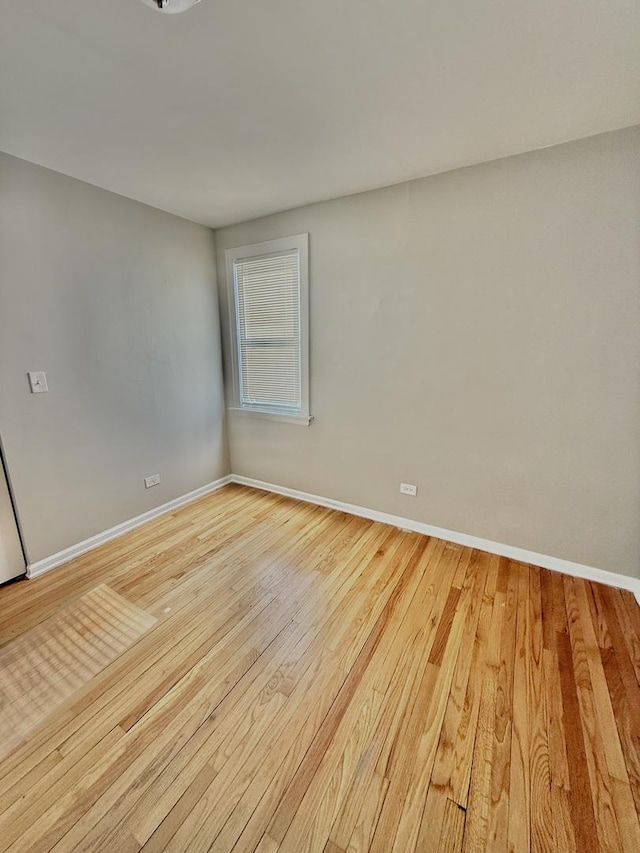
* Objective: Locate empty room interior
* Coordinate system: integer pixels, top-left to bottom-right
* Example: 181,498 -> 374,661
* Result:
1,2 -> 640,851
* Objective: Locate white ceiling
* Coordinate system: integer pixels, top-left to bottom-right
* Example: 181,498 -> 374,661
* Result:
1,0 -> 639,227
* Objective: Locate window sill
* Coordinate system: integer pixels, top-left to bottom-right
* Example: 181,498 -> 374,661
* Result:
228,407 -> 313,426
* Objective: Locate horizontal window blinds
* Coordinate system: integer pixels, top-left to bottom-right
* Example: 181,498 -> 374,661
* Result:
234,249 -> 301,413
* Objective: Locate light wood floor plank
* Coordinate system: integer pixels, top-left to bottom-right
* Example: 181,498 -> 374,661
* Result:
0,484 -> 637,852
416,551 -> 494,851
225,537 -> 449,853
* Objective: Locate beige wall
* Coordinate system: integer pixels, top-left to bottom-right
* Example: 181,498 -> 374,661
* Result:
216,126 -> 640,578
0,153 -> 228,563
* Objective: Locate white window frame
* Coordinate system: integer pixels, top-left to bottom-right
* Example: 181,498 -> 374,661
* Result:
225,233 -> 311,426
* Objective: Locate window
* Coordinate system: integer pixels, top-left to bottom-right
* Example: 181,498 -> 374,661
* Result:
226,234 -> 311,425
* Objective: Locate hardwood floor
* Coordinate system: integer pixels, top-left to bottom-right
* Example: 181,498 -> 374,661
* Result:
0,484 -> 638,852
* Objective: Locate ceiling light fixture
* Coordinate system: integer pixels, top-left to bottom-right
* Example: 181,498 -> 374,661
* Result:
140,0 -> 203,13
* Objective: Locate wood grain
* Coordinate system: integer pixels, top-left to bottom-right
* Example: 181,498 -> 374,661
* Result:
0,584 -> 155,761
0,483 -> 638,852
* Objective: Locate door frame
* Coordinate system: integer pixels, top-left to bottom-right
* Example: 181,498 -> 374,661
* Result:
0,435 -> 28,580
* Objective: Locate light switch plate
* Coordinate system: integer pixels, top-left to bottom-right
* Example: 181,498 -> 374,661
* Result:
28,371 -> 48,393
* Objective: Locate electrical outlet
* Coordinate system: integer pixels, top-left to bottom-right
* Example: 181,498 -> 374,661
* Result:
400,482 -> 417,496
28,371 -> 48,393
144,474 -> 161,489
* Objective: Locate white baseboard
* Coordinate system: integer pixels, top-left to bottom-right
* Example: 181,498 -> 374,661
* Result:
27,475 -> 233,579
25,471 -> 640,605
231,475 -> 640,601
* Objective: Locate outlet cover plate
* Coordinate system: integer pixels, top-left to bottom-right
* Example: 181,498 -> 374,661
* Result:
400,482 -> 417,496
